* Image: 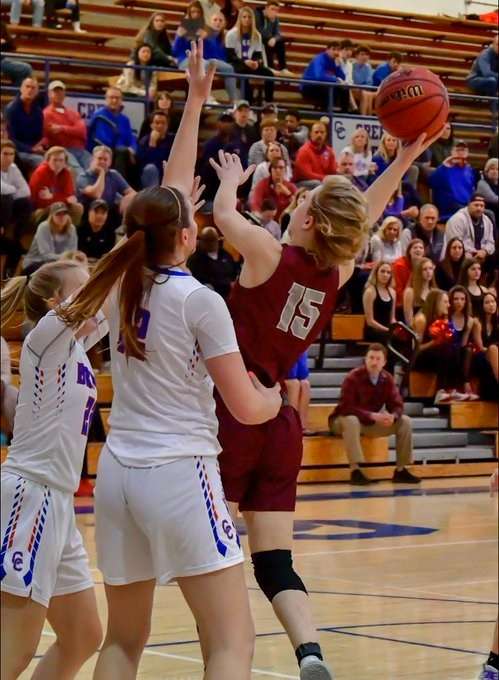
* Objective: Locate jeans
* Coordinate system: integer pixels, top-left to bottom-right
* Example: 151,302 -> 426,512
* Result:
141,163 -> 160,188
0,58 -> 32,86
2,0 -> 44,26
66,147 -> 92,175
17,151 -> 44,171
179,57 -> 238,103
467,75 -> 498,112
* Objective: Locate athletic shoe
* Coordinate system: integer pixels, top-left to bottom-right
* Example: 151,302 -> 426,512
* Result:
478,664 -> 499,680
280,68 -> 297,77
450,391 -> 471,401
434,389 -> 452,404
205,95 -> 220,106
392,467 -> 421,484
350,468 -> 374,485
300,655 -> 334,680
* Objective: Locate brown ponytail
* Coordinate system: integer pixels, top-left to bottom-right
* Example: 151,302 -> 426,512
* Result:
57,186 -> 190,361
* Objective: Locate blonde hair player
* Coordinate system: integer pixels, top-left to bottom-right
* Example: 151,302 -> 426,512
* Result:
56,41 -> 281,680
0,260 -> 108,679
208,122 -> 443,679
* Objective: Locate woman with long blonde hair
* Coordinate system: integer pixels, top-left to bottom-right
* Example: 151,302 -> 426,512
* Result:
341,127 -> 373,179
225,6 -> 274,103
403,256 -> 437,326
370,216 -> 403,263
1,260 -> 106,679
363,260 -> 396,343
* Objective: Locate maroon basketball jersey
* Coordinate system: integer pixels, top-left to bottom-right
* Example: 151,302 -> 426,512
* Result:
227,245 -> 340,385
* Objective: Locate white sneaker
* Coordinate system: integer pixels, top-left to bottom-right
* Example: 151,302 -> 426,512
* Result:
434,389 -> 452,405
451,390 -> 470,401
205,95 -> 220,106
300,655 -> 333,680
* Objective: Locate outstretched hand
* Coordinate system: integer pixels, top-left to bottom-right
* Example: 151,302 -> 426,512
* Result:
185,39 -> 216,102
209,150 -> 256,186
398,126 -> 446,165
190,175 -> 206,213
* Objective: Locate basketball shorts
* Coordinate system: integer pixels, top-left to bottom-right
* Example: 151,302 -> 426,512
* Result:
217,400 -> 303,512
286,351 -> 310,380
94,448 -> 243,586
0,472 -> 93,608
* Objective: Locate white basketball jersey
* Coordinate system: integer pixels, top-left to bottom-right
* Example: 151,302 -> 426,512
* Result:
3,311 -> 107,493
106,269 -> 239,466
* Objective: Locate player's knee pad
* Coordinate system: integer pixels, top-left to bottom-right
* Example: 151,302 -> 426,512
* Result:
251,549 -> 307,603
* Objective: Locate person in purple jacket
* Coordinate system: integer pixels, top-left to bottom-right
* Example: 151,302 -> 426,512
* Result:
300,41 -> 349,112
329,343 -> 420,486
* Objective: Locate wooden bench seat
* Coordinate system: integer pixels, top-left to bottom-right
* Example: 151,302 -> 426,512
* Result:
7,23 -> 114,45
450,401 -> 499,429
332,315 -> 365,342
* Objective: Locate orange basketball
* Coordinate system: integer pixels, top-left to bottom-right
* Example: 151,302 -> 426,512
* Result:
374,66 -> 449,142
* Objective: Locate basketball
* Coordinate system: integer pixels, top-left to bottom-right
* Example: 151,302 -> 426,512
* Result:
374,66 -> 450,142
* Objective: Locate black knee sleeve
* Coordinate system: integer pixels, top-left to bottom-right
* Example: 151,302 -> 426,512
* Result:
251,549 -> 307,603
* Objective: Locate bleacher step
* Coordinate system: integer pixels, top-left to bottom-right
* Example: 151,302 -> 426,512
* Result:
311,387 -> 341,400
308,343 -> 346,358
310,372 -> 348,387
307,357 -> 362,370
389,431 -> 469,448
409,417 -> 448,430
408,446 -> 495,461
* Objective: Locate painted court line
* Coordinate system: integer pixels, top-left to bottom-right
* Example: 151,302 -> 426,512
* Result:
294,538 -> 497,558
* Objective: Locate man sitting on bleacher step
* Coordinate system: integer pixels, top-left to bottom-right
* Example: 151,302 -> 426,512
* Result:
328,343 -> 420,486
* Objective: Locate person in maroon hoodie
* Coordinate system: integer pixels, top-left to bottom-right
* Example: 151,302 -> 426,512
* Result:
293,121 -> 336,188
329,343 -> 420,485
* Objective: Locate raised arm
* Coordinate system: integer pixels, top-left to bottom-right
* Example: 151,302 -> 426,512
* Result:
162,40 -> 216,196
210,151 -> 282,280
365,129 -> 444,227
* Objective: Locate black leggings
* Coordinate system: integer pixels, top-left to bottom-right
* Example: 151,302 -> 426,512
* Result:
46,0 -> 80,24
238,64 -> 274,104
413,343 -> 470,390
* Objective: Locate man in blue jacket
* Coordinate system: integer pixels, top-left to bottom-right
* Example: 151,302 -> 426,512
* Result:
467,35 -> 498,113
87,86 -> 137,183
5,77 -> 44,171
300,42 -> 349,112
429,140 -> 477,221
372,51 -> 402,87
137,110 -> 174,187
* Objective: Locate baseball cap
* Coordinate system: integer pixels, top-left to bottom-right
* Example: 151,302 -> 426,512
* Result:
49,202 -> 69,216
453,139 -> 468,147
48,80 -> 66,91
234,100 -> 250,111
89,199 -> 109,211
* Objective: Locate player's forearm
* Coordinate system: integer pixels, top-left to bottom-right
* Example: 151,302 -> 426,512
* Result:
213,179 -> 240,237
162,93 -> 204,195
365,156 -> 412,227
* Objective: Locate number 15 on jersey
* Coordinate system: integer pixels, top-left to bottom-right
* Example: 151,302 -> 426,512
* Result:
277,283 -> 325,340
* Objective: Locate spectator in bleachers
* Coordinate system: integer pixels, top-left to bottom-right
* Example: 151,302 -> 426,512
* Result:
477,157 -> 498,217
1,140 -> 32,236
435,237 -> 465,290
443,194 -> 496,264
336,150 -> 368,192
200,0 -> 224,24
329,343 -> 419,485
383,185 -> 405,221
370,216 -> 403,263
138,91 -> 179,138
429,139 -> 476,221
77,145 -> 135,229
362,262 -> 396,343
278,110 -> 308,160
352,45 -> 374,115
225,7 -> 274,104
5,77 -> 45,172
29,146 -> 83,225
45,0 -> 84,32
466,34 -> 498,114
1,0 -> 44,27
300,41 -> 348,113
248,118 -> 289,166
204,13 -> 239,104
136,110 -> 174,188
251,141 -> 291,187
231,100 -> 259,166
428,121 -> 454,169
412,289 -> 468,404
258,197 -> 281,239
178,1 -> 207,41
250,158 -> 297,219
372,50 -> 402,87
401,203 -> 444,262
448,285 -> 481,399
198,113 -> 239,207
371,132 -> 400,180
23,202 -> 77,274
339,39 -> 358,112
342,128 -> 373,182
134,12 -> 177,69
458,257 -> 490,317
0,20 -> 32,86
222,0 -> 244,30
392,237 -> 425,307
187,226 -> 237,299
293,121 -> 336,188
403,257 -> 437,326
77,199 -> 116,261
255,0 -> 293,76
477,291 -> 498,382
42,79 -> 91,175
116,44 -> 158,99
87,87 -> 137,182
